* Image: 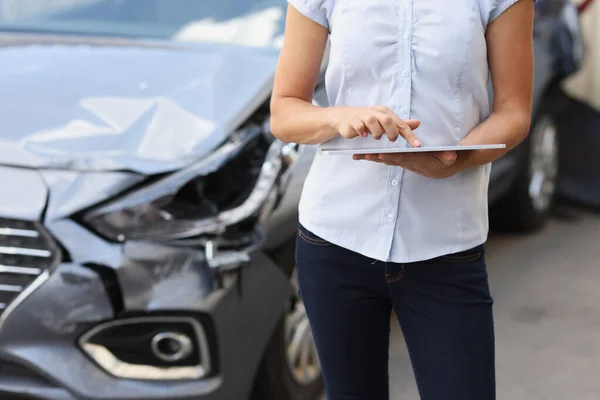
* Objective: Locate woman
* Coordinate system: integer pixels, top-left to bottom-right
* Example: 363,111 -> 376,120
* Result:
270,0 -> 534,399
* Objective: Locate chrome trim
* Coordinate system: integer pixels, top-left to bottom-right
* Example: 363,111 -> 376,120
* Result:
0,304 -> 5,310
0,270 -> 50,330
85,126 -> 263,221
0,246 -> 52,258
0,284 -> 23,293
0,222 -> 61,332
206,249 -> 251,270
79,316 -> 212,381
150,332 -> 194,363
0,228 -> 39,238
85,128 -> 284,241
0,265 -> 42,275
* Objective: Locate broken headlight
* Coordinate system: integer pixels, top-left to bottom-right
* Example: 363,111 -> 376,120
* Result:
83,127 -> 283,242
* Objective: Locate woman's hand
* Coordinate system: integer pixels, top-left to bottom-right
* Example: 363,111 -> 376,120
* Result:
328,106 -> 422,146
353,151 -> 460,179
271,6 -> 422,146
271,5 -> 424,146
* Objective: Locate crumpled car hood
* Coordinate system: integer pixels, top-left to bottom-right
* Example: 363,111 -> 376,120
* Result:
0,34 -> 278,174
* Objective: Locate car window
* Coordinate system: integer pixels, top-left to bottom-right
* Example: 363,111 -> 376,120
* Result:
0,0 -> 288,48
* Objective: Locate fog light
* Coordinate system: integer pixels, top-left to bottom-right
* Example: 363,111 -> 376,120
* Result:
79,316 -> 211,380
151,332 -> 193,363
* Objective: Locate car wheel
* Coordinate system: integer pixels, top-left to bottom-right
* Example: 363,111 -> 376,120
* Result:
251,268 -> 323,400
491,110 -> 560,232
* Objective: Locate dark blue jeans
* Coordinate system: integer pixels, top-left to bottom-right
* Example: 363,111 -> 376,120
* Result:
295,225 -> 495,400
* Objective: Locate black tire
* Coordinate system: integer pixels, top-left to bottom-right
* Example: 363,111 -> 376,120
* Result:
491,106 -> 560,232
251,316 -> 324,400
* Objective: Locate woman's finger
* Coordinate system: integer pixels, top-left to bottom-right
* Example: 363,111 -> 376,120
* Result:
440,151 -> 457,164
350,117 -> 368,138
382,107 -> 422,147
381,110 -> 422,147
403,119 -> 421,130
339,121 -> 360,139
374,112 -> 399,142
431,151 -> 457,165
378,153 -> 407,164
395,119 -> 422,147
363,115 -> 385,140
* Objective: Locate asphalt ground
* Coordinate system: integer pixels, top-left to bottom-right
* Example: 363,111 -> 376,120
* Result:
386,206 -> 600,400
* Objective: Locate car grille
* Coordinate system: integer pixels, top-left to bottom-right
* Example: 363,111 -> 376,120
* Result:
0,218 -> 58,316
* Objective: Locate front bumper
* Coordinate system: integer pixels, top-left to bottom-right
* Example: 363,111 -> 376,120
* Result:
0,219 -> 291,400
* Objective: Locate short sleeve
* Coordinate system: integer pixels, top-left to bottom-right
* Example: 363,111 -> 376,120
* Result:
287,0 -> 332,30
489,0 -> 536,23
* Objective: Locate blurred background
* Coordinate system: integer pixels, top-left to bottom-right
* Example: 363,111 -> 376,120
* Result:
0,1 -> 598,400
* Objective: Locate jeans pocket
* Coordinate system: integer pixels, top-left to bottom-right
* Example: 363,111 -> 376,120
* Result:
386,264 -> 405,284
297,225 -> 333,247
439,246 -> 484,263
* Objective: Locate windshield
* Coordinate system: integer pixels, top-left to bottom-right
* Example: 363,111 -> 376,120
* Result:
0,0 -> 288,48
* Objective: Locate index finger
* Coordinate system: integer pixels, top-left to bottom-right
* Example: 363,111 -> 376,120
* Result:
395,119 -> 422,148
379,109 -> 422,147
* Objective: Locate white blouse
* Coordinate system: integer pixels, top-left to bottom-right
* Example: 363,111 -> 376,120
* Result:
290,0 -> 527,262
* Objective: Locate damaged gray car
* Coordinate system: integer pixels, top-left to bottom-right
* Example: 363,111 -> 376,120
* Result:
0,0 -> 586,399
0,1 -> 322,399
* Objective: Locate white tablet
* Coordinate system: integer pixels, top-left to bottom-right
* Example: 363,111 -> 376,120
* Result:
319,144 -> 506,156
